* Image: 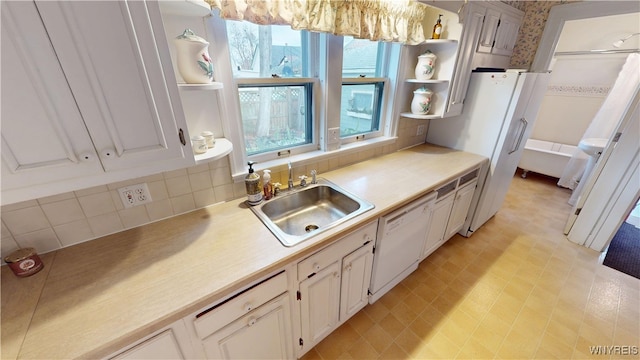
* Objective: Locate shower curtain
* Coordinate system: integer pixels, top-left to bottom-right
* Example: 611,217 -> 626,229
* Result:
558,53 -> 640,204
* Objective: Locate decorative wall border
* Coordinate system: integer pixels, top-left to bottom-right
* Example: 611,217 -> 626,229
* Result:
547,84 -> 611,97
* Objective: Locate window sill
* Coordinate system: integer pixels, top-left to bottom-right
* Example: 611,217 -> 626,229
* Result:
231,135 -> 397,181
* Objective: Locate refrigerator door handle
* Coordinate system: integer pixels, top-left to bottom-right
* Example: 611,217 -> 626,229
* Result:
508,117 -> 528,154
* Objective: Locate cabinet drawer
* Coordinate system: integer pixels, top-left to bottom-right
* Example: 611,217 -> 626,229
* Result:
297,220 -> 377,281
193,271 -> 288,339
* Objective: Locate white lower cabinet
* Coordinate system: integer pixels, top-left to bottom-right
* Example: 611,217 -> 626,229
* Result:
297,221 -> 376,357
299,261 -> 341,348
190,271 -> 294,359
444,180 -> 478,240
422,192 -> 455,259
109,320 -> 196,360
340,244 -> 374,320
421,170 -> 479,260
201,294 -> 293,359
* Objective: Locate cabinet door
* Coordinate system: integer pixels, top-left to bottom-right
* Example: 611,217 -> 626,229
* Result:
446,3 -> 486,117
36,1 -> 190,172
299,261 -> 341,353
477,8 -> 501,54
423,194 -> 455,259
0,1 -> 104,193
445,181 -> 477,240
492,13 -> 521,56
339,243 -> 373,322
113,330 -> 185,360
111,320 -> 196,360
202,294 -> 293,360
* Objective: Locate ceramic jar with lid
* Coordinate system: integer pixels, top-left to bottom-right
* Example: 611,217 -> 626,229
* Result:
414,51 -> 437,80
174,29 -> 214,84
191,135 -> 207,154
201,131 -> 215,148
411,87 -> 434,115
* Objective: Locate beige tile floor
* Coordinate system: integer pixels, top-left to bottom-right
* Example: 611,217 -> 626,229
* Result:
302,171 -> 640,359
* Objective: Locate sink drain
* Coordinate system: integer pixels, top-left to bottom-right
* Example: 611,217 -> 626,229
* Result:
305,224 -> 319,233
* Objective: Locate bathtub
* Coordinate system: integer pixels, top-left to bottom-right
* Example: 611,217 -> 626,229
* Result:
518,139 -> 578,178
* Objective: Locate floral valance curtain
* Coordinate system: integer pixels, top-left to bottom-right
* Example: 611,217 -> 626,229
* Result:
205,0 -> 429,44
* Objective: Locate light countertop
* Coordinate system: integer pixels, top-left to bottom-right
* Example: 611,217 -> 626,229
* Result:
1,143 -> 486,359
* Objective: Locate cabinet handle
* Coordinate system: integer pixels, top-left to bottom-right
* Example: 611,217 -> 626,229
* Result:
243,302 -> 253,312
344,263 -> 352,272
79,153 -> 94,162
247,316 -> 257,327
312,263 -> 321,271
178,128 -> 186,146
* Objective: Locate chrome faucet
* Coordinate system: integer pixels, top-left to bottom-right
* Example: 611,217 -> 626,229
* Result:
310,169 -> 317,184
288,161 -> 294,190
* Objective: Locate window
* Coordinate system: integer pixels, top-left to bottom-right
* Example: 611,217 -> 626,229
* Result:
219,19 -> 398,172
226,22 -> 316,160
340,37 -> 386,139
238,83 -> 312,156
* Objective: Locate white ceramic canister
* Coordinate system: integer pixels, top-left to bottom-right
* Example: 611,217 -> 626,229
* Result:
191,135 -> 208,154
174,29 -> 214,84
201,131 -> 215,148
411,87 -> 434,115
414,50 -> 437,80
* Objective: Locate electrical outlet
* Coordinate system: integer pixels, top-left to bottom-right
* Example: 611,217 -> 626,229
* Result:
327,127 -> 340,144
417,124 -> 425,136
118,183 -> 152,208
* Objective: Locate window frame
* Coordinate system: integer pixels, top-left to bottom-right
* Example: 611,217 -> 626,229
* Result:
339,78 -> 387,143
235,77 -> 320,163
339,39 -> 393,144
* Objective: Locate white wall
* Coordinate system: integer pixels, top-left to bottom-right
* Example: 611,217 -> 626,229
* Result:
529,12 -> 639,146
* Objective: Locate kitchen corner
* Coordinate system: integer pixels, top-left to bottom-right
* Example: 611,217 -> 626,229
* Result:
1,144 -> 486,359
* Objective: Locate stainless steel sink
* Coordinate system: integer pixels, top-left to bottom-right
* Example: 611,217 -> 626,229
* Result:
250,178 -> 374,247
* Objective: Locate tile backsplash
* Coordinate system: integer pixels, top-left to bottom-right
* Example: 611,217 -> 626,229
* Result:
1,122 -> 424,261
1,157 -> 236,261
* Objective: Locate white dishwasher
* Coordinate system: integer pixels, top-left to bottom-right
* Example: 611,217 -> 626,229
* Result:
369,191 -> 437,303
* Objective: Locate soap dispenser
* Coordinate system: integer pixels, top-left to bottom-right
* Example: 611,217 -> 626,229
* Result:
245,161 -> 263,206
262,169 -> 273,200
432,14 -> 443,39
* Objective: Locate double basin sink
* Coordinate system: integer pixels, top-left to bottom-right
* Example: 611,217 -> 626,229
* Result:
250,178 -> 374,247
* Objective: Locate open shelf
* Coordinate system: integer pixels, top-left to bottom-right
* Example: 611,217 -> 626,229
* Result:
158,0 -> 211,17
178,82 -> 223,91
400,112 -> 442,120
422,39 -> 458,45
194,138 -> 233,163
405,79 -> 449,84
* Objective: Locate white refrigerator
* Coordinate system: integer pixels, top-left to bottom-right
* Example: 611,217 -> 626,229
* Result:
426,70 -> 551,236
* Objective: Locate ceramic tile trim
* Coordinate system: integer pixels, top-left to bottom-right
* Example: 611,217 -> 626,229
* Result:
547,84 -> 611,97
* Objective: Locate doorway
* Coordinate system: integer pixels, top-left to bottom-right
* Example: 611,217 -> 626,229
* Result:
528,1 -> 640,252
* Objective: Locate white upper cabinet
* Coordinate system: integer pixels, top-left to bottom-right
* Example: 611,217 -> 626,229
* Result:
1,2 -> 105,192
491,12 -> 522,56
445,2 -> 486,117
1,1 -> 193,205
477,7 -> 523,57
477,8 -> 502,54
444,2 -> 523,117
